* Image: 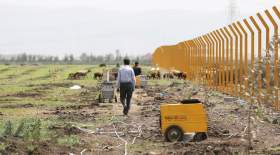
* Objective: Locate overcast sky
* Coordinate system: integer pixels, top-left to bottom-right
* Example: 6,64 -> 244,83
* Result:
0,0 -> 279,56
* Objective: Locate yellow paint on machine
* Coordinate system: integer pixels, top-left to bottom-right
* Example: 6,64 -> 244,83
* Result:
160,103 -> 208,134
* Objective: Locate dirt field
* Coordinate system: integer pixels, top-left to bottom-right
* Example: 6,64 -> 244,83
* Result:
0,65 -> 280,155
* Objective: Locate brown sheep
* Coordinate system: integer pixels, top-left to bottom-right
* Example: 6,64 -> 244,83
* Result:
94,72 -> 103,80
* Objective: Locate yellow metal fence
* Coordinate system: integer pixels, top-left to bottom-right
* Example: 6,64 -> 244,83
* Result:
152,6 -> 280,111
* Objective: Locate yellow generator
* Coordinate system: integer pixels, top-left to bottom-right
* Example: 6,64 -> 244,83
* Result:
160,99 -> 208,142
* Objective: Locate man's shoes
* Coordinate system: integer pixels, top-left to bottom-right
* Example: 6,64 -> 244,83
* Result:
123,109 -> 128,115
125,109 -> 129,115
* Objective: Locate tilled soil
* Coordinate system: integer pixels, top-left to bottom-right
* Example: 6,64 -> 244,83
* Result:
3,81 -> 280,155
48,81 -> 280,155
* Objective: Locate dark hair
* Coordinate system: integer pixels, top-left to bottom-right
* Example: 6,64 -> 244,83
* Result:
135,61 -> 139,66
123,58 -> 130,65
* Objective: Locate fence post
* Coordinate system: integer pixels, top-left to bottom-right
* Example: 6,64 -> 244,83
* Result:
257,13 -> 271,104
191,40 -> 196,81
193,39 -> 198,81
216,30 -> 225,92
220,28 -> 230,94
207,34 -> 215,88
195,38 -> 202,84
208,33 -> 215,89
210,32 -> 219,90
190,40 -> 197,81
272,6 -> 280,111
190,40 -> 195,81
177,42 -> 187,74
199,37 -> 207,85
229,25 -> 239,97
185,40 -> 192,80
250,16 -> 263,104
193,39 -> 200,83
233,23 -> 244,98
200,37 -> 207,85
183,41 -> 191,80
213,31 -> 222,91
266,8 -> 279,110
203,35 -> 212,87
197,38 -> 202,84
237,21 -> 249,99
243,19 -> 255,99
224,27 -> 235,96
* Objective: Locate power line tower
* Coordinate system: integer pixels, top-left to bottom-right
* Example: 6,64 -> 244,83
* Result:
228,0 -> 238,23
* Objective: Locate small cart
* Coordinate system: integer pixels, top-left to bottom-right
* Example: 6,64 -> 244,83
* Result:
98,81 -> 118,103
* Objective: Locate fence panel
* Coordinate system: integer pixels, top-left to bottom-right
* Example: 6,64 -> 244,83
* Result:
152,6 -> 280,110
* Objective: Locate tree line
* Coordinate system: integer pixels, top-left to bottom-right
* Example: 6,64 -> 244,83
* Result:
0,50 -> 151,65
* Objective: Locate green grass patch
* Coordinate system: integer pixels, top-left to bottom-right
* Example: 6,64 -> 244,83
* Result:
57,135 -> 80,148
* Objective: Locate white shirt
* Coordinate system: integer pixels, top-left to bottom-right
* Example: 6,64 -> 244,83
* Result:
117,65 -> 136,87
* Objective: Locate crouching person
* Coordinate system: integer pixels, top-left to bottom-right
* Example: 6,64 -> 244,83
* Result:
117,58 -> 136,115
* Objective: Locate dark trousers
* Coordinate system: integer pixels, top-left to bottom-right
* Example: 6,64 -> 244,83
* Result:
120,82 -> 134,114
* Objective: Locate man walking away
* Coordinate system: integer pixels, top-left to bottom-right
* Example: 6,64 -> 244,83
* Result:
133,61 -> 142,76
117,58 -> 136,115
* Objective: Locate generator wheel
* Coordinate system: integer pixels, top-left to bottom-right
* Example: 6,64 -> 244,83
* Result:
193,132 -> 207,142
165,126 -> 183,142
98,94 -> 103,103
109,99 -> 113,103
